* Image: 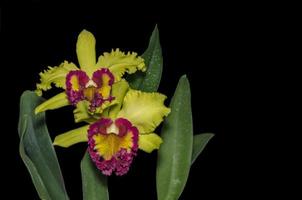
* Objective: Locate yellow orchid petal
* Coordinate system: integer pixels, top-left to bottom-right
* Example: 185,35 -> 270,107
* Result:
35,92 -> 69,114
95,49 -> 146,82
73,101 -> 95,123
117,89 -> 170,133
95,100 -> 118,115
76,30 -> 96,76
108,79 -> 129,118
139,133 -> 163,153
35,61 -> 78,96
53,125 -> 89,148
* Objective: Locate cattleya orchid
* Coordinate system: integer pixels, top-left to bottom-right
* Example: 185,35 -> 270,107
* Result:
35,30 -> 146,120
54,80 -> 170,175
34,29 -> 171,175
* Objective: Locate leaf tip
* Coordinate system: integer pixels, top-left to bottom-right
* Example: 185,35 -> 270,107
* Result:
20,90 -> 34,99
203,132 -> 215,138
180,74 -> 188,80
154,24 -> 159,32
178,74 -> 190,90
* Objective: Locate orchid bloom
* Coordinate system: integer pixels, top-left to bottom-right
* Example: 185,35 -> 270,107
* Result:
53,81 -> 170,176
35,30 -> 146,119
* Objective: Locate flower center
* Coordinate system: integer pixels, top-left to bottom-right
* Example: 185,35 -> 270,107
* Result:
88,118 -> 138,176
83,86 -> 98,102
85,79 -> 97,88
106,123 -> 119,135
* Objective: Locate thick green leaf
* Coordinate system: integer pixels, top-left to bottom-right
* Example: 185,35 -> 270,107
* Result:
19,115 -> 51,199
191,133 -> 215,164
18,91 -> 69,200
127,25 -> 163,92
81,152 -> 109,200
157,75 -> 193,200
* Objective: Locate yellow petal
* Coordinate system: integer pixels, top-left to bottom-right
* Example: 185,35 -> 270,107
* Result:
95,100 -> 118,115
35,92 -> 69,114
139,133 -> 163,153
95,49 -> 146,82
108,79 -> 129,118
76,30 -> 96,76
35,61 -> 78,96
73,101 -> 94,123
53,125 -> 89,148
117,89 -> 170,133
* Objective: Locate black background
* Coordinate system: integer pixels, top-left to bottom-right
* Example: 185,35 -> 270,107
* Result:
1,2 -> 272,199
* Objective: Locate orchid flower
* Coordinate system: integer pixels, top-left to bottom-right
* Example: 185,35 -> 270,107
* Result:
35,30 -> 146,121
53,80 -> 170,176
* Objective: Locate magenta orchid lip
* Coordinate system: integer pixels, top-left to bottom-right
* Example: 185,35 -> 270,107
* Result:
88,118 -> 139,176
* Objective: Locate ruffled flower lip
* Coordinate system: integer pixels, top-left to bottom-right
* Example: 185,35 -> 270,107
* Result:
66,68 -> 114,111
88,118 -> 138,176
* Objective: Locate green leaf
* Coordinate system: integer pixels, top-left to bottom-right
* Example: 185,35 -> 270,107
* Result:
157,75 -> 193,200
18,91 -> 69,200
81,152 -> 109,200
127,25 -> 163,92
19,115 -> 51,199
191,133 -> 215,164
